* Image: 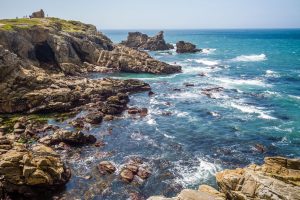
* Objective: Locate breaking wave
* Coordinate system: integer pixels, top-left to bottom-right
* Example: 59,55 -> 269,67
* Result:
231,54 -> 267,62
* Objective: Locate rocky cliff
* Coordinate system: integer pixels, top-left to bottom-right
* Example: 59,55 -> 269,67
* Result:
0,18 -> 181,114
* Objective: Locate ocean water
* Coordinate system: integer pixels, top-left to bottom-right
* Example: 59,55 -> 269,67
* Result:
59,30 -> 300,199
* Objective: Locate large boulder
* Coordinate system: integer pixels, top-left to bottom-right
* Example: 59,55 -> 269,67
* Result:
216,157 -> 300,200
0,141 -> 71,198
176,41 -> 201,53
121,31 -> 174,51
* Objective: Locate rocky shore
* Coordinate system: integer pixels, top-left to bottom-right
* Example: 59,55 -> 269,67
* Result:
148,157 -> 300,200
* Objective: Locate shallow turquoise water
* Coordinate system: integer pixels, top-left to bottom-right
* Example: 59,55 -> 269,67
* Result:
61,30 -> 300,199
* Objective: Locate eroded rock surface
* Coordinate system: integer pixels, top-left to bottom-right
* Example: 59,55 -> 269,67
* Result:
121,31 -> 174,51
216,157 -> 300,200
0,140 -> 70,198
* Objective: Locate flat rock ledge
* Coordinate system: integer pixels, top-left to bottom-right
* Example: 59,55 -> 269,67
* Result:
147,156 -> 300,200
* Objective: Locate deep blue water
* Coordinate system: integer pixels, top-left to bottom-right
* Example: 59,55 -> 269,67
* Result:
60,30 -> 300,199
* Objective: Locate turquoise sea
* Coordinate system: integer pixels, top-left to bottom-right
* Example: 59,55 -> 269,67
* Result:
59,29 -> 300,199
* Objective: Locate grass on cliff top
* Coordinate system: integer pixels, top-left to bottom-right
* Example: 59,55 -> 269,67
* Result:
0,17 -> 93,32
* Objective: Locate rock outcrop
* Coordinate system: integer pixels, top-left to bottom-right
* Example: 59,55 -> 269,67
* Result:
216,156 -> 300,200
30,9 -> 45,18
0,140 -> 70,198
0,18 -> 180,114
176,41 -> 201,53
121,31 -> 174,51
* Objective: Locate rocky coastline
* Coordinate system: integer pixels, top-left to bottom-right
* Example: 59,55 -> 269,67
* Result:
0,14 -> 299,200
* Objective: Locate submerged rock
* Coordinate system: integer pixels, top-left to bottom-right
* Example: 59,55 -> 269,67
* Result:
98,161 -> 116,175
121,31 -> 174,51
176,41 -> 202,53
216,157 -> 300,200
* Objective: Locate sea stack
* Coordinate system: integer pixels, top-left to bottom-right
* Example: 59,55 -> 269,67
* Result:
121,31 -> 174,51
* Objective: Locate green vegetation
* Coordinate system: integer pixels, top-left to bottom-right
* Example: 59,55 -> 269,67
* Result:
0,17 -> 94,32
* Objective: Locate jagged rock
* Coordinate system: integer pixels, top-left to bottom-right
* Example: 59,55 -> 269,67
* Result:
39,129 -> 96,146
137,167 -> 151,179
121,31 -> 174,51
0,142 -> 70,197
85,112 -> 103,124
30,9 -> 45,18
176,41 -> 201,53
216,157 -> 300,200
98,161 -> 116,175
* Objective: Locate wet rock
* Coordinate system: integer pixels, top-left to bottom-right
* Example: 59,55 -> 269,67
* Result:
120,168 -> 134,182
121,31 -> 173,51
162,111 -> 172,116
69,118 -> 85,129
254,143 -> 266,153
184,83 -> 195,87
39,130 -> 96,146
197,72 -> 207,77
103,115 -> 114,121
216,157 -> 300,200
85,112 -> 103,124
0,143 -> 71,198
94,140 -> 105,147
176,41 -> 202,53
98,161 -> 116,175
125,164 -> 139,174
128,107 -> 140,115
137,167 -> 151,179
173,88 -> 181,92
128,107 -> 148,116
148,91 -> 155,96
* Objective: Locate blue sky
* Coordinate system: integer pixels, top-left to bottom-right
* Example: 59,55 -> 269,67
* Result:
1,0 -> 300,29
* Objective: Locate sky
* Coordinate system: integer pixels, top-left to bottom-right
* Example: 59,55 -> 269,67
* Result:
0,0 -> 300,29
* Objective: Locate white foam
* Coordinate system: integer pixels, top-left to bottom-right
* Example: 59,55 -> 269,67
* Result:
187,58 -> 220,66
289,95 -> 300,100
216,77 -> 269,87
230,102 -> 276,120
174,158 -> 221,187
231,54 -> 267,62
201,48 -> 216,54
265,70 -> 280,78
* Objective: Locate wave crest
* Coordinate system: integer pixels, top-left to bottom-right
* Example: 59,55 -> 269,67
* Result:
231,54 -> 267,62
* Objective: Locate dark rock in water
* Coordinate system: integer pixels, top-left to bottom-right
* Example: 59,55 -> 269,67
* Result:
128,107 -> 148,116
85,112 -> 103,124
103,115 -> 114,121
176,41 -> 202,53
120,168 -> 134,182
137,167 -> 151,180
162,111 -> 172,116
148,91 -> 155,96
173,88 -> 181,91
184,83 -> 195,87
121,31 -> 174,51
98,161 -> 116,175
39,130 -> 96,146
254,144 -> 266,153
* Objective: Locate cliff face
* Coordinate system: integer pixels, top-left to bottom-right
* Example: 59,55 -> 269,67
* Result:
0,18 -> 181,114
